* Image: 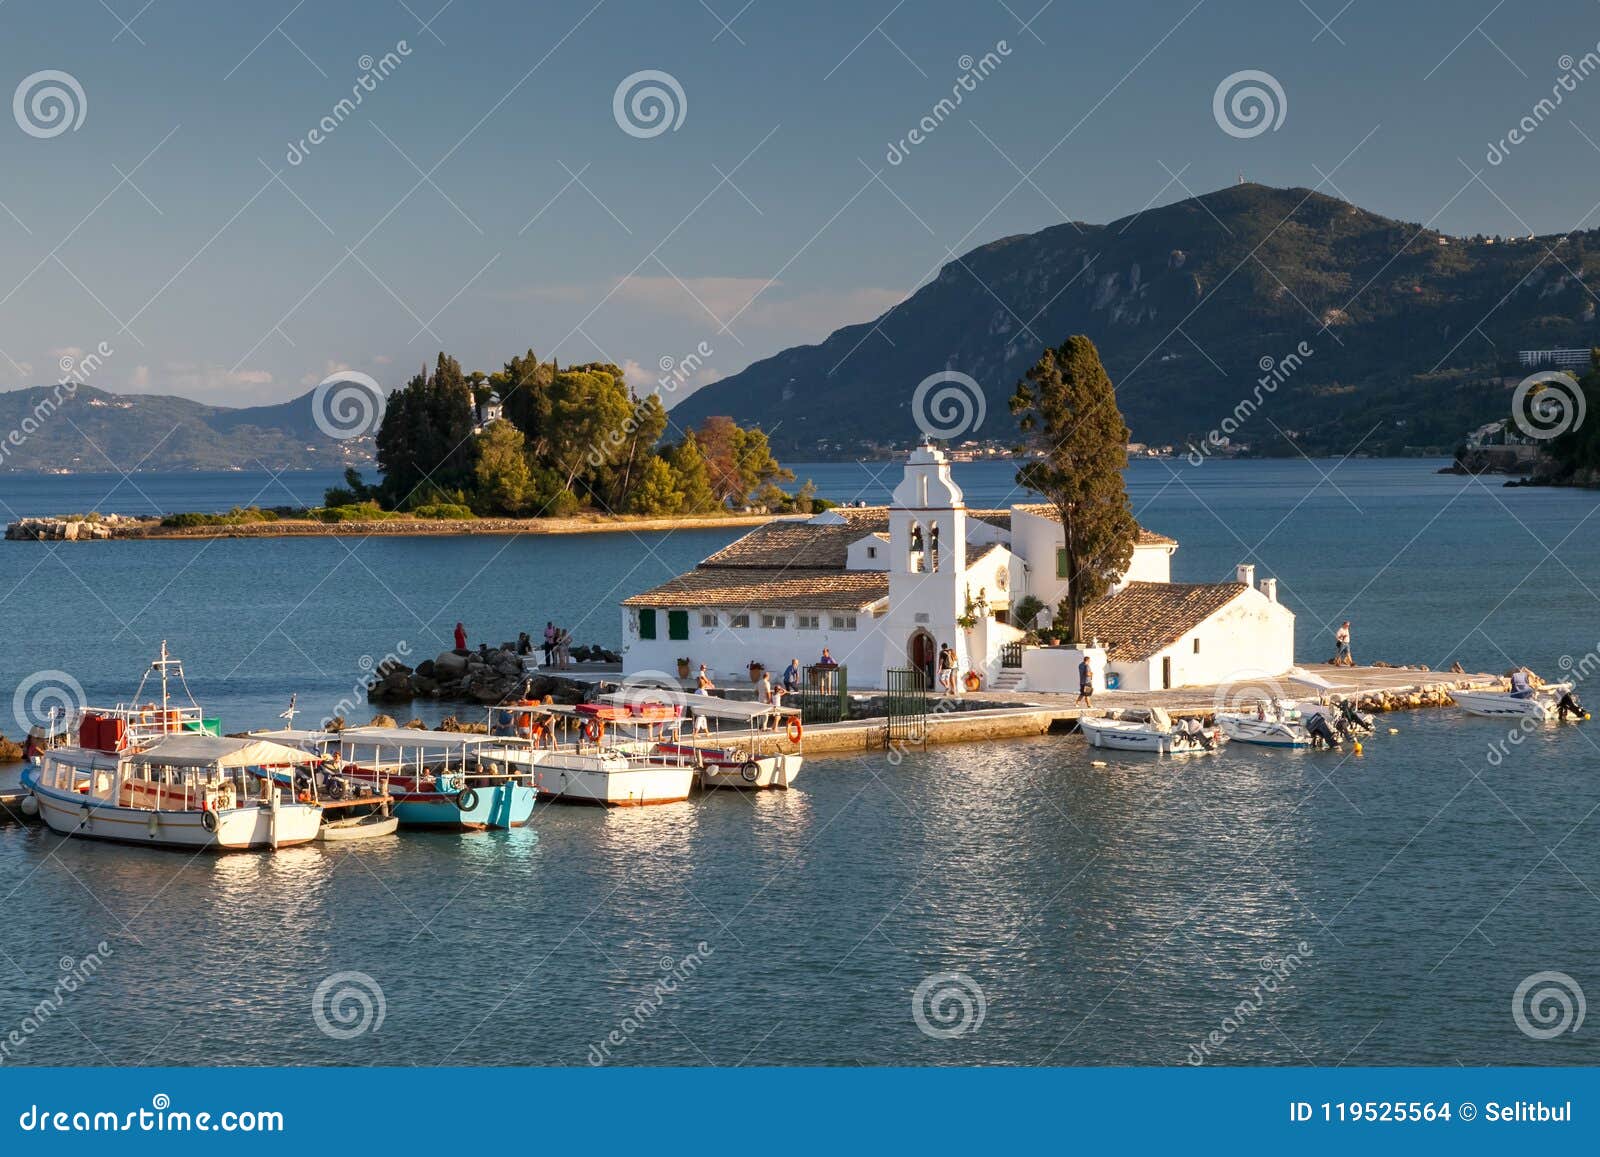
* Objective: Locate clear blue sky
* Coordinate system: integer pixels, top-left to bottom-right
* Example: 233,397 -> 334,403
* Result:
1,0 -> 1596,408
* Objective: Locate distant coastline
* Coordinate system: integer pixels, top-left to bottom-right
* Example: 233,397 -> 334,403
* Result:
6,510 -> 793,542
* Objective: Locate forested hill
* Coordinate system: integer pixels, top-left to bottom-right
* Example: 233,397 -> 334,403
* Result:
0,385 -> 372,472
670,183 -> 1597,456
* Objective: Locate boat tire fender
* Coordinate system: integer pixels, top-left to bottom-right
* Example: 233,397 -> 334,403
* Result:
740,761 -> 760,784
200,809 -> 219,834
456,787 -> 480,813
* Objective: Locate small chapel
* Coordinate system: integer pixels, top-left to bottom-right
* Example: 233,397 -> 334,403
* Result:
621,444 -> 1295,694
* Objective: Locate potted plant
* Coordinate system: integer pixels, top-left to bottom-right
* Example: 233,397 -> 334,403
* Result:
963,670 -> 982,692
676,657 -> 691,678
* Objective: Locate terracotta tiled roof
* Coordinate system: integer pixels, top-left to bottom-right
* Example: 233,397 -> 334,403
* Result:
1082,580 -> 1247,661
622,568 -> 889,610
700,511 -> 890,569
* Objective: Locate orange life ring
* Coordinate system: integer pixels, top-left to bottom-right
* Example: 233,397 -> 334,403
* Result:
583,720 -> 603,743
786,717 -> 803,744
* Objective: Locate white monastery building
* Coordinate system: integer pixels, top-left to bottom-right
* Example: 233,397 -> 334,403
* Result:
621,444 -> 1295,694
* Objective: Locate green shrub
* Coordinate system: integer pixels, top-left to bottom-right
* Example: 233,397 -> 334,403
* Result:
159,506 -> 280,528
409,503 -> 476,520
315,502 -> 402,523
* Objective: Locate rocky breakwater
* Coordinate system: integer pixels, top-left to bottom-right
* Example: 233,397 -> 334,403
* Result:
6,517 -> 117,541
365,643 -> 622,707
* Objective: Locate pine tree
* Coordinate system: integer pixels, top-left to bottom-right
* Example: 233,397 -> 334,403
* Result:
665,433 -> 717,513
1009,335 -> 1138,643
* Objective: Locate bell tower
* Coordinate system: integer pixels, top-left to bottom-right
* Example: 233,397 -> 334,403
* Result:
881,444 -> 970,679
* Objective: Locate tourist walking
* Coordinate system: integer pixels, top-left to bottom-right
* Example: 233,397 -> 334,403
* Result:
938,643 -> 956,695
453,621 -> 467,652
695,663 -> 715,695
1333,621 -> 1353,666
1075,654 -> 1094,708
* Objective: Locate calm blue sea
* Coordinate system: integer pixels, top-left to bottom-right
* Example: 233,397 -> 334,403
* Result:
1,459 -> 1597,1066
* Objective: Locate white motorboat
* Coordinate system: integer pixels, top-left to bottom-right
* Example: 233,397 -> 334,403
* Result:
1217,699 -> 1313,747
21,643 -> 323,851
1079,708 -> 1221,755
1453,682 -> 1577,721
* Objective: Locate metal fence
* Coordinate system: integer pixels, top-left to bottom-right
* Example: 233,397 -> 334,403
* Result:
884,667 -> 928,748
796,664 -> 848,725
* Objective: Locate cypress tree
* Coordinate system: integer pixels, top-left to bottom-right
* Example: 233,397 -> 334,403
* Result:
1009,335 -> 1138,643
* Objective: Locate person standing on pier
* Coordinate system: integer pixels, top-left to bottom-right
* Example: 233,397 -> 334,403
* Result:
1075,654 -> 1094,708
542,621 -> 556,667
454,621 -> 467,652
1333,621 -> 1353,666
783,658 -> 802,695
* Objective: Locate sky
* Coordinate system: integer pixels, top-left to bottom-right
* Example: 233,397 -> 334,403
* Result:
2,0 -> 1599,409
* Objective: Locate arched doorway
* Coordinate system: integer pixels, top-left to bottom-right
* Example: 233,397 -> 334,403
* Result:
907,629 -> 937,689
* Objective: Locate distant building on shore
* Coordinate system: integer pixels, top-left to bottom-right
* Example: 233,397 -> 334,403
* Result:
1518,349 -> 1592,371
619,444 -> 1295,694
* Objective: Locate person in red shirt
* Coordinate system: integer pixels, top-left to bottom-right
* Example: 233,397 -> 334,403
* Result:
453,622 -> 467,652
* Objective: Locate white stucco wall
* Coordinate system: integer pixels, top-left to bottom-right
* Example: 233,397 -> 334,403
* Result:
621,605 -> 887,685
1021,645 -> 1109,694
1103,588 -> 1295,692
845,534 -> 891,571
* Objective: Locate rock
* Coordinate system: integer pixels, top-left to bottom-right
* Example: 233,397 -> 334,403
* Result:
1449,661 -> 1465,673
434,651 -> 468,679
368,713 -> 398,728
489,650 -> 522,676
411,676 -> 439,696
415,659 -> 435,679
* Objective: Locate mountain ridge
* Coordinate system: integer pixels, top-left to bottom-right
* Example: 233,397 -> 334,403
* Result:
669,183 -> 1592,456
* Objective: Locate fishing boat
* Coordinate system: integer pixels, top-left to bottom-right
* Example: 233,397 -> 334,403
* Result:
1453,682 -> 1582,721
484,704 -> 698,806
254,726 -> 536,830
1079,707 -> 1220,754
596,690 -> 805,790
20,643 -> 324,851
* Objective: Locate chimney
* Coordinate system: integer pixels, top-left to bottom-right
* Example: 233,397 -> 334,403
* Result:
1259,577 -> 1277,603
1235,564 -> 1256,588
